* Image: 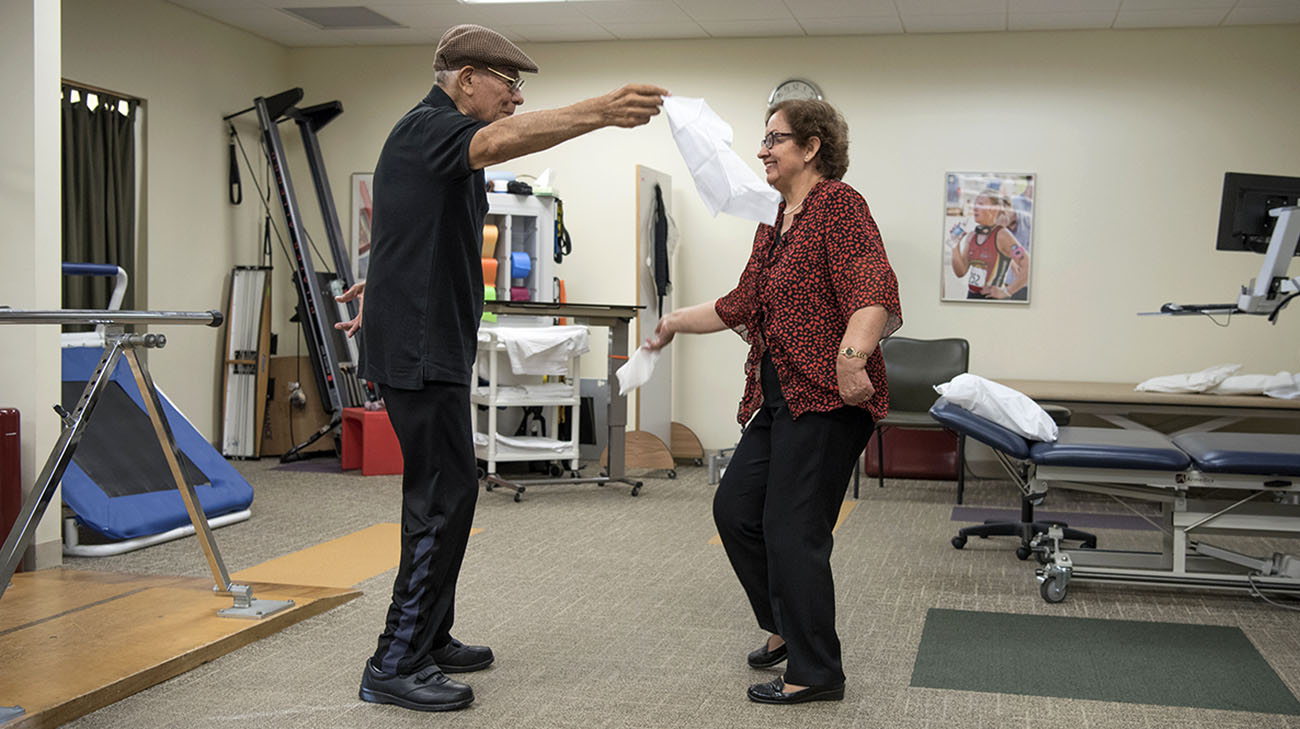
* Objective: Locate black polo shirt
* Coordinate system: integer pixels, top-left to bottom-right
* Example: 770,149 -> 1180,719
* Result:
359,85 -> 490,389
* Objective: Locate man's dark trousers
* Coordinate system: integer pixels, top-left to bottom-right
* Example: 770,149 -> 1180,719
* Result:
371,381 -> 478,675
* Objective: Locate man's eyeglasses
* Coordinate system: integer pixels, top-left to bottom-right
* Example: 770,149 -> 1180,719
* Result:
761,131 -> 796,149
484,66 -> 526,93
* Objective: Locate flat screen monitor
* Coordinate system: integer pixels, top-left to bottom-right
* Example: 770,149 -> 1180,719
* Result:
1216,172 -> 1300,254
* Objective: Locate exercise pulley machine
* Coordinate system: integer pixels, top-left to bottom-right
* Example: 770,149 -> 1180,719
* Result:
224,88 -> 376,462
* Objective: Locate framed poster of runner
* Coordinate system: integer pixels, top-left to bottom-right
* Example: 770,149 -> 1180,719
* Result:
941,171 -> 1034,304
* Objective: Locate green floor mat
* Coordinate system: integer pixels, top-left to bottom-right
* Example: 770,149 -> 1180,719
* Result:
910,608 -> 1300,715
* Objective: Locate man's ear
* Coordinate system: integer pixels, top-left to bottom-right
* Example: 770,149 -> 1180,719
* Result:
457,65 -> 476,95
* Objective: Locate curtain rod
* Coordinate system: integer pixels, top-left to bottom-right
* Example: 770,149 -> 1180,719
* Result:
62,78 -> 141,103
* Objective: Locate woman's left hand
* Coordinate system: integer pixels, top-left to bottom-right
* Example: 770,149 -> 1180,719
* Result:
836,361 -> 875,405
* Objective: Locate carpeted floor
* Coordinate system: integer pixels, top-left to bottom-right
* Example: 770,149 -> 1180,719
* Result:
57,458 -> 1300,729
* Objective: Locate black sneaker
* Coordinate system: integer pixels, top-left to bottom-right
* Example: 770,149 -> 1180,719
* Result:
358,661 -> 474,711
432,638 -> 495,673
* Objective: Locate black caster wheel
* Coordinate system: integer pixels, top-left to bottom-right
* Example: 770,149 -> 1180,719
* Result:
631,485 -> 641,496
1016,545 -> 1032,561
951,535 -> 967,549
476,466 -> 486,480
484,482 -> 494,492
1040,575 -> 1068,603
513,493 -> 522,503
693,458 -> 703,466
570,470 -> 580,478
548,463 -> 564,477
667,469 -> 677,479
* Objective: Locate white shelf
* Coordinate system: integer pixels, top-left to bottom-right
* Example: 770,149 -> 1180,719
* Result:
472,325 -> 582,478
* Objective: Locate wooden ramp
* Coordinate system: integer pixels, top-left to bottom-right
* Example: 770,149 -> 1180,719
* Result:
0,541 -> 378,729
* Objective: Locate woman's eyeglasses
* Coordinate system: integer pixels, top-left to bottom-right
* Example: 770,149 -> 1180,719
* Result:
760,131 -> 796,149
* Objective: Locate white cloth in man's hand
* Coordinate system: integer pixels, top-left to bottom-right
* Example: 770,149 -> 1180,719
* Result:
663,96 -> 780,225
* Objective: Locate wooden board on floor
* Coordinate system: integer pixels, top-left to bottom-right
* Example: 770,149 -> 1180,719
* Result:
0,569 -> 358,729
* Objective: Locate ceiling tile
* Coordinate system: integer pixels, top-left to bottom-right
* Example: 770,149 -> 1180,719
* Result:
896,0 -> 1006,13
382,3 -> 590,28
1119,0 -> 1234,9
601,20 -> 709,38
1225,6 -> 1300,23
901,12 -> 1008,32
698,18 -> 806,36
506,22 -> 618,41
800,16 -> 905,34
574,0 -> 691,23
1113,8 -> 1230,26
783,0 -> 898,19
675,0 -> 793,22
1008,0 -> 1118,9
1009,10 -> 1117,29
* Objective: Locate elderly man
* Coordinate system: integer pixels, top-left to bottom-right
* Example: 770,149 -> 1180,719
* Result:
337,25 -> 666,712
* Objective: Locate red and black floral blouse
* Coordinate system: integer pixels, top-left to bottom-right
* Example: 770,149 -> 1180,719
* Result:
715,179 -> 902,424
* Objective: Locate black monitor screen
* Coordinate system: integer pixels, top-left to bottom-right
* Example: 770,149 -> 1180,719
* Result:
1216,172 -> 1300,254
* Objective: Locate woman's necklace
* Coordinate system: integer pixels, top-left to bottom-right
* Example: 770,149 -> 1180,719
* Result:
783,202 -> 803,217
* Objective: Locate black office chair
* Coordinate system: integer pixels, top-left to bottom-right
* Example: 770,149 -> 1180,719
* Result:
856,337 -> 969,502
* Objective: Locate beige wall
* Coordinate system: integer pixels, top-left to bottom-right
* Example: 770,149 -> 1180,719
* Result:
40,6 -> 1300,451
291,26 -> 1300,449
61,0 -> 290,439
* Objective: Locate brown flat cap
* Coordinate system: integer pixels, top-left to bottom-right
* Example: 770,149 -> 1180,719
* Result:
434,24 -> 538,74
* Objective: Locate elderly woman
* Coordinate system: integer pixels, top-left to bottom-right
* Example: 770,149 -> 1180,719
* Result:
644,100 -> 901,704
950,187 -> 1029,300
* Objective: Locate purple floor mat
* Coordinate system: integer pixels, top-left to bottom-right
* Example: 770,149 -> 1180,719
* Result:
951,506 -> 1159,531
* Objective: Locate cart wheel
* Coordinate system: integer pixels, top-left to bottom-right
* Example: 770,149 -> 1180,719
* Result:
1016,545 -> 1032,561
476,466 -> 486,480
667,469 -> 677,479
951,534 -> 967,549
513,493 -> 522,503
484,482 -> 494,492
570,470 -> 581,478
693,458 -> 703,466
631,484 -> 641,496
548,463 -> 564,477
1040,575 -> 1068,603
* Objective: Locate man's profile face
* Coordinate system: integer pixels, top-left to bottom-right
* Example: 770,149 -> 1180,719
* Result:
474,66 -> 523,122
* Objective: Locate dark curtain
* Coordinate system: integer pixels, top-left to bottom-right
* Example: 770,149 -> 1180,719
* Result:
62,86 -> 137,314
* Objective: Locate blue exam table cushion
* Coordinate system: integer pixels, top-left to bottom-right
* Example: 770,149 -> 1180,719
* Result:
1172,433 -> 1300,476
1029,427 -> 1192,471
929,399 -> 1031,459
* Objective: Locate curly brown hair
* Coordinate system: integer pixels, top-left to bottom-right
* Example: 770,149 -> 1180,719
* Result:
766,99 -> 849,180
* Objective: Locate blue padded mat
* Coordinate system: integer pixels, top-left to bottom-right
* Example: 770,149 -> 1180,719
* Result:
61,347 -> 253,540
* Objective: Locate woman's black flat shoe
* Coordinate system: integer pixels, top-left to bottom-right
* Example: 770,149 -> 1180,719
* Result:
747,677 -> 844,704
746,641 -> 788,668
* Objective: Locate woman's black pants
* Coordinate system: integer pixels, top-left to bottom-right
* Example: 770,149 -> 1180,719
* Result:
713,403 -> 873,687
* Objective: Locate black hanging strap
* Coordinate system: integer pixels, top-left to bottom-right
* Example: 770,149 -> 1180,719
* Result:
227,123 -> 242,205
652,184 -> 670,317
554,198 -> 573,264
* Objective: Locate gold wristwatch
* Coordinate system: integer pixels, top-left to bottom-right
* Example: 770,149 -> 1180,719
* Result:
839,346 -> 869,360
